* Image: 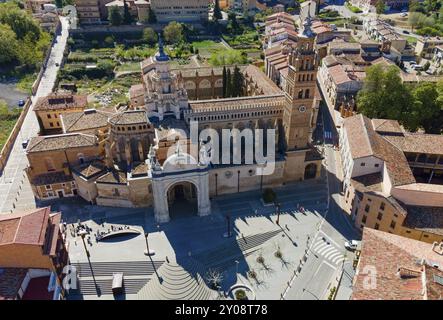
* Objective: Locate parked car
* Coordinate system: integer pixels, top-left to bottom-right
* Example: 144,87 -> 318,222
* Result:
344,240 -> 359,251
413,64 -> 424,71
400,12 -> 408,17
22,139 -> 30,149
18,99 -> 25,107
402,30 -> 410,34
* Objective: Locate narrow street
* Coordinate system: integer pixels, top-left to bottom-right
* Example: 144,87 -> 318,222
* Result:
0,16 -> 70,214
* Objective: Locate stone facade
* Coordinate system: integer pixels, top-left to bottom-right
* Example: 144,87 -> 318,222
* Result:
26,30 -> 323,223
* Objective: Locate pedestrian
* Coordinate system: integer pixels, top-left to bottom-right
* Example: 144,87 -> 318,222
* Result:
166,256 -> 169,263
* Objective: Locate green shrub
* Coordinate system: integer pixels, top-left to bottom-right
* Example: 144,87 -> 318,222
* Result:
235,289 -> 247,300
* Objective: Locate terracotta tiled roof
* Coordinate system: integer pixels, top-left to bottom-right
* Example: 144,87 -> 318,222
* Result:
403,205 -> 443,236
27,133 -> 98,153
0,207 -> 51,246
33,94 -> 87,112
96,170 -> 127,184
242,65 -> 282,95
131,162 -> 148,177
351,172 -> 383,193
73,160 -> 107,179
0,268 -> 27,300
31,172 -> 73,186
343,114 -> 415,186
371,118 -> 404,135
352,228 -> 443,300
61,109 -> 112,133
383,133 -> 443,156
109,110 -> 148,126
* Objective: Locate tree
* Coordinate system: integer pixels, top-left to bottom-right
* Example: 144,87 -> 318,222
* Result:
214,0 -> 222,20
104,35 -> 114,47
231,65 -> 244,97
109,6 -> 122,26
0,3 -> 41,40
408,82 -> 442,132
409,0 -> 420,12
0,23 -> 19,64
142,27 -> 157,46
148,8 -> 157,24
123,0 -> 133,25
226,68 -> 232,97
163,21 -> 183,44
228,12 -> 240,33
408,11 -> 425,31
356,64 -> 413,121
222,66 -> 227,98
376,0 -> 385,14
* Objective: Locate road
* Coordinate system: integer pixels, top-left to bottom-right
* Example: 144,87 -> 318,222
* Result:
284,103 -> 359,300
0,16 -> 70,214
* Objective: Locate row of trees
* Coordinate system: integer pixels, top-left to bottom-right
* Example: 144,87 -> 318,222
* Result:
0,2 -> 50,67
356,65 -> 443,133
222,66 -> 244,98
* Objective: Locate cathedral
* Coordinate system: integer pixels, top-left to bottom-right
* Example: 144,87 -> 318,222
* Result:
26,16 -> 323,223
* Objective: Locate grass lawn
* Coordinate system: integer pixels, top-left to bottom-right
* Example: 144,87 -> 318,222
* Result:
115,61 -> 141,73
405,36 -> 418,45
0,101 -> 21,150
191,40 -> 226,58
16,72 -> 37,94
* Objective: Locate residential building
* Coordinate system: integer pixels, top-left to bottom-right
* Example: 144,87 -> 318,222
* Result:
33,94 -> 88,134
25,133 -> 101,200
416,37 -> 443,59
149,0 -> 209,23
0,207 -> 68,300
350,0 -> 408,13
24,0 -> 54,13
352,228 -> 443,300
341,114 -> 443,244
74,0 -> 102,24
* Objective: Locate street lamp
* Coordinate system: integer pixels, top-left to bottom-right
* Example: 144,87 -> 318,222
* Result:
144,232 -> 155,256
235,260 -> 239,276
79,230 -> 90,258
275,202 -> 281,225
223,215 -> 231,238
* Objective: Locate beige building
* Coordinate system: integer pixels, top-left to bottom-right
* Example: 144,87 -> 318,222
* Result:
75,0 -> 102,24
33,94 -> 88,134
150,0 -> 209,23
340,114 -> 443,244
416,37 -> 443,59
25,0 -> 54,13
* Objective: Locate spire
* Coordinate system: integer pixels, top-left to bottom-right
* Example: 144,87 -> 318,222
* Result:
155,33 -> 169,62
300,1 -> 315,38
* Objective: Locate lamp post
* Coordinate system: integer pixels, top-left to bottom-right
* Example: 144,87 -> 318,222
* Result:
223,215 -> 231,238
79,230 -> 90,258
144,232 -> 155,256
275,202 -> 281,225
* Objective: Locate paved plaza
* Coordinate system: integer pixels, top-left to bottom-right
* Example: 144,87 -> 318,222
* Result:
56,174 -> 356,300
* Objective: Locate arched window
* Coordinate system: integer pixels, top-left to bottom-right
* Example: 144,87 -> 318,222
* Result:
305,89 -> 310,99
298,90 -> 303,99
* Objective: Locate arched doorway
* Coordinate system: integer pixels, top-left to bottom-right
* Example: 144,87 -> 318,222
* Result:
304,163 -> 317,180
167,181 -> 198,218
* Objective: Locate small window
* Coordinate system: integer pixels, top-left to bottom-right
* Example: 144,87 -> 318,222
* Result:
364,204 -> 370,213
47,114 -> 52,119
46,185 -> 52,190
49,122 -> 54,127
394,213 -> 398,218
380,202 -> 385,210
362,215 -> 367,224
406,230 -> 411,234
367,198 -> 372,202
374,223 -> 380,230
423,234 -> 429,238
374,164 -> 379,167
361,163 -> 366,166
377,212 -> 383,220
390,221 -> 396,229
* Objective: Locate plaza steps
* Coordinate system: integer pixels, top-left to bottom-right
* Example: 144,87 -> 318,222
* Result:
138,260 -> 218,300
72,277 -> 151,296
71,260 -> 164,278
192,229 -> 282,272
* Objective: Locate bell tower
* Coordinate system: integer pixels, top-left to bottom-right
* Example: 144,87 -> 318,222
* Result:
282,7 -> 321,182
283,11 -> 318,151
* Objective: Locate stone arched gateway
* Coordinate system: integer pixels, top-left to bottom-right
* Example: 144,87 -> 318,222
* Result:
149,145 -> 211,223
